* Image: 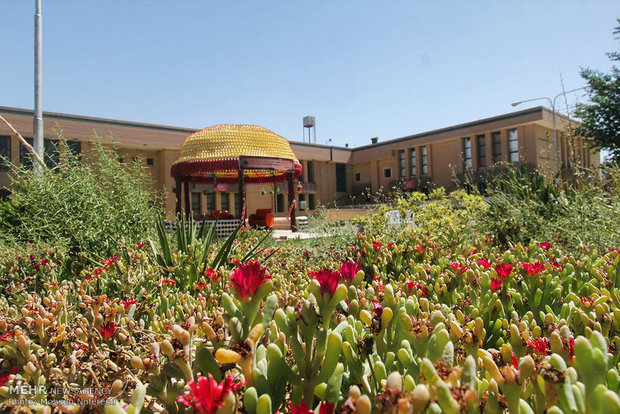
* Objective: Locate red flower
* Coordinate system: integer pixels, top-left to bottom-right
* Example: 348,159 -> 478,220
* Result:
520,261 -> 546,276
161,278 -> 176,287
416,245 -> 423,254
610,248 -> 620,254
372,242 -> 383,249
405,280 -> 415,295
312,270 -> 341,296
539,242 -> 552,250
546,258 -> 564,270
319,401 -> 335,414
121,299 -> 137,310
290,399 -> 312,414
449,262 -> 468,275
511,353 -> 519,370
491,277 -> 503,292
527,337 -> 549,356
102,255 -> 119,266
580,296 -> 595,308
339,261 -> 361,283
98,321 -> 117,339
0,330 -> 15,343
195,283 -> 208,291
477,258 -> 492,270
136,243 -> 146,248
230,260 -> 271,300
177,374 -> 244,414
387,242 -> 394,249
568,337 -> 575,361
0,367 -> 19,387
40,258 -> 51,267
204,267 -> 222,282
495,263 -> 513,280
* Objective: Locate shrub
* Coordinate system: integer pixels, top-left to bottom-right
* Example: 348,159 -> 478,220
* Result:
0,139 -> 162,268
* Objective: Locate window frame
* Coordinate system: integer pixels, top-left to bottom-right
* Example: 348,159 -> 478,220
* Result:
462,137 -> 472,169
410,148 -> 417,176
476,134 -> 486,168
420,146 -> 428,175
508,128 -> 519,163
492,131 -> 502,163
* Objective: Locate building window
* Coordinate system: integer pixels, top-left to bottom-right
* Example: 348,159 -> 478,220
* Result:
492,132 -> 502,163
276,193 -> 284,213
477,135 -> 486,168
384,168 -> 392,178
308,194 -> 316,210
306,161 -> 314,183
234,193 -> 241,218
462,137 -> 472,169
191,193 -> 202,217
131,156 -> 138,163
508,128 -> 519,162
206,192 -> 216,212
398,150 -> 405,177
298,194 -> 306,211
146,158 -> 154,166
410,148 -> 417,176
20,137 -> 34,167
336,163 -> 346,192
421,146 -> 428,175
355,172 -> 361,182
0,135 -> 10,170
220,193 -> 229,212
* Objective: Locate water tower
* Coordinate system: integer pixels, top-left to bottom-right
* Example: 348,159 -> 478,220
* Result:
303,115 -> 316,143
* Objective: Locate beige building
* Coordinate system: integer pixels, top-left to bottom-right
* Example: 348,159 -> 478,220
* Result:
0,106 -> 598,219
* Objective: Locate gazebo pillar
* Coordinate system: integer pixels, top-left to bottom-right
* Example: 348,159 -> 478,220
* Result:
184,175 -> 191,219
175,171 -> 182,217
238,168 -> 245,224
288,172 -> 297,232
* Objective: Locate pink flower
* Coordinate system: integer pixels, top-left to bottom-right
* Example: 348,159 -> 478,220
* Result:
372,242 -> 383,249
520,260 -> 546,276
312,270 -> 341,296
98,321 -> 117,339
230,260 -> 271,300
491,277 -> 502,292
372,299 -> 383,317
177,374 -> 244,414
539,242 -> 552,250
495,263 -> 513,280
338,261 -> 361,283
477,258 -> 492,270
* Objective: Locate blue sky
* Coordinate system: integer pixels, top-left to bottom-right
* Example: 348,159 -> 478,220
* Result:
1,1 -> 618,147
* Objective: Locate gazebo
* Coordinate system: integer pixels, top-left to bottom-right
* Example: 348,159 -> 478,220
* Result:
170,124 -> 303,231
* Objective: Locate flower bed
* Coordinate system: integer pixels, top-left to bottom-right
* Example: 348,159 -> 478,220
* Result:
1,226 -> 620,413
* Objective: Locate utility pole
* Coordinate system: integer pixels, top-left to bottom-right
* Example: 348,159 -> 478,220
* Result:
34,0 -> 43,169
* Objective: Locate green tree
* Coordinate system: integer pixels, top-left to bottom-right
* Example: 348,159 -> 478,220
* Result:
575,19 -> 620,162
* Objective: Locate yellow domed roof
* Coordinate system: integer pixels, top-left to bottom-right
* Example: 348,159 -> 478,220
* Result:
171,124 -> 302,184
